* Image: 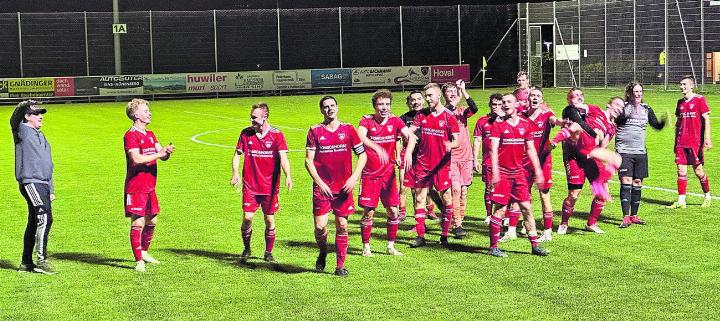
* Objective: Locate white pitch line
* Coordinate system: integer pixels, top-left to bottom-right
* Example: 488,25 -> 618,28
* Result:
190,128 -> 304,152
183,111 -> 306,131
551,170 -> 718,200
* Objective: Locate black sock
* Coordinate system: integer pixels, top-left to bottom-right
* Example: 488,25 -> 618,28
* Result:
631,185 -> 642,216
620,184 -> 632,217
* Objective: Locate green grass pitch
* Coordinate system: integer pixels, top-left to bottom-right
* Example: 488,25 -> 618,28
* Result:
1,88 -> 719,320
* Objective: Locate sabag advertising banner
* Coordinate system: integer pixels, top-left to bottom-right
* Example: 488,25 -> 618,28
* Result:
352,66 -> 430,87
144,74 -> 186,94
272,70 -> 311,90
311,68 -> 352,88
54,77 -> 75,97
7,78 -> 55,97
430,65 -> 470,83
228,71 -> 274,91
186,73 -> 231,93
98,76 -> 144,95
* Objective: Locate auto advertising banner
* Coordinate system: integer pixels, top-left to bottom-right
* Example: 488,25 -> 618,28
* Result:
97,76 -> 144,95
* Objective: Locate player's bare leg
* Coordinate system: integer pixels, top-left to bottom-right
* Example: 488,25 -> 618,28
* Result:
519,201 -> 548,256
538,189 -> 554,242
313,214 -> 330,272
410,188 -> 429,247
360,208 -> 375,257
399,169 -> 408,221
263,214 -> 276,262
558,189 -> 581,234
488,204 -> 508,257
439,188 -> 454,247
385,206 -> 403,256
140,214 -> 160,264
451,184 -> 469,238
427,188 -> 442,220
130,215 -> 146,272
238,211 -> 255,263
334,216 -> 350,277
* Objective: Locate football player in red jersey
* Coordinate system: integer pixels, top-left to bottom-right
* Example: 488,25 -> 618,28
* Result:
473,93 -> 505,225
487,94 -> 547,257
306,96 -> 367,277
231,102 -> 292,264
667,75 -> 712,209
357,90 -> 411,257
513,71 -> 531,114
404,83 -> 460,248
123,99 -> 175,272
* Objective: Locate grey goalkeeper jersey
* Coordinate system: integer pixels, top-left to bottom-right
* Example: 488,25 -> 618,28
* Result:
615,102 -> 665,154
14,123 -> 54,193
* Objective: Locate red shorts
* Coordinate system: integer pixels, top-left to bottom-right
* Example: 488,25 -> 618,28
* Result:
125,191 -> 160,217
450,160 -> 474,186
242,191 -> 279,215
675,146 -> 704,165
525,158 -> 553,191
564,156 -> 601,187
403,165 -> 417,188
414,163 -> 451,191
481,165 -> 492,183
490,175 -> 531,205
313,190 -> 356,217
359,172 -> 400,209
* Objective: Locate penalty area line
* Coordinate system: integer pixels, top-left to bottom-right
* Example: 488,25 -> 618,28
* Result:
190,128 -> 304,152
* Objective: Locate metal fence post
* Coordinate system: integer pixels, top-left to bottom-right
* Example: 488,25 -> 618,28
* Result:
457,4 -> 462,64
339,7 -> 343,68
149,10 -> 154,74
633,0 -> 637,81
399,6 -> 404,66
84,11 -> 90,76
604,0 -> 607,88
113,0 -> 121,75
553,1 -> 557,87
213,10 -> 218,72
17,12 -> 23,77
665,0 -> 668,90
276,8 -> 282,70
701,0 -> 705,90
577,0 -> 581,87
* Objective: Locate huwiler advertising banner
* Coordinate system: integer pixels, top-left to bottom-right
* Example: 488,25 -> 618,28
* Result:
144,74 -> 187,94
186,73 -> 231,93
228,71 -> 274,91
272,70 -> 311,90
97,76 -> 143,95
352,66 -> 431,87
7,77 -> 55,97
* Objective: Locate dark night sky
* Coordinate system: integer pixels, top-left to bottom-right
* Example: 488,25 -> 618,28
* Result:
0,0 -> 559,12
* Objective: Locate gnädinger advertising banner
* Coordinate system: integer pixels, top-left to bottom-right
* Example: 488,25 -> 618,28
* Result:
8,78 -> 55,97
98,76 -> 144,95
352,66 -> 431,87
144,74 -> 186,94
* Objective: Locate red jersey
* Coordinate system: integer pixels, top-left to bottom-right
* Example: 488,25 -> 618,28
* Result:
306,123 -> 364,194
490,117 -> 534,178
514,88 -> 530,114
412,108 -> 460,172
236,126 -> 288,195
675,95 -> 710,148
473,115 -> 495,167
124,128 -> 159,194
358,115 -> 404,178
525,108 -> 555,162
450,106 -> 476,162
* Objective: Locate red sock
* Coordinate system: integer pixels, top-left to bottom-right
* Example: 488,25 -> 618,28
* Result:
528,234 -> 539,247
241,227 -> 252,250
489,216 -> 502,248
265,228 -> 276,253
386,215 -> 399,242
441,205 -> 453,237
543,211 -> 554,230
414,208 -> 426,238
588,198 -> 605,226
130,226 -> 142,262
426,203 -> 435,214
399,206 -> 407,218
335,233 -> 348,269
140,224 -> 155,251
678,174 -> 688,195
360,216 -> 373,244
700,175 -> 711,193
508,208 -> 521,227
561,198 -> 574,225
314,229 -> 328,254
484,188 -> 493,218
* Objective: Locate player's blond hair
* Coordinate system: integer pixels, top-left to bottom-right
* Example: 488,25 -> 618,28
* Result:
251,102 -> 270,118
126,99 -> 149,120
423,83 -> 441,92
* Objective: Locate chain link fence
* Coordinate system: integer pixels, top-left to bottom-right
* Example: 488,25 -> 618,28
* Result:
520,0 -> 720,92
0,5 -> 518,88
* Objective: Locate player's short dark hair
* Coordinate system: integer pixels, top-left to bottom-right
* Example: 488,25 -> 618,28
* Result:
624,82 -> 643,103
488,93 -> 503,107
680,75 -> 695,85
319,96 -> 337,108
252,102 -> 270,118
406,90 -> 422,106
371,89 -> 392,106
441,82 -> 458,95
